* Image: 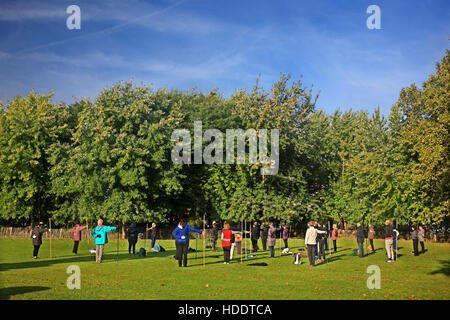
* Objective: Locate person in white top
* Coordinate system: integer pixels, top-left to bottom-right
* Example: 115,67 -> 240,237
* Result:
305,221 -> 327,267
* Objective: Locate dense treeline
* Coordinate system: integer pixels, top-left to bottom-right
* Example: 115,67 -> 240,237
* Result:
0,51 -> 448,231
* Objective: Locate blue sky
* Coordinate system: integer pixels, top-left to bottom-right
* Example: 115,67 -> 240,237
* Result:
0,0 -> 448,116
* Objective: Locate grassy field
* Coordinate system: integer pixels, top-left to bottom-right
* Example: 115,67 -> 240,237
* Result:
0,237 -> 448,300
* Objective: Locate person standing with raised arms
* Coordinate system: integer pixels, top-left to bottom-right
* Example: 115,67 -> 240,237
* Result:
305,221 -> 327,267
172,218 -> 204,267
91,219 -> 116,263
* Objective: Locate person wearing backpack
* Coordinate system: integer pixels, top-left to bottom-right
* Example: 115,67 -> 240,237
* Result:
71,221 -> 87,254
31,222 -> 49,259
126,222 -> 139,255
221,223 -> 233,264
91,219 -> 117,263
172,218 -> 203,267
268,223 -> 281,258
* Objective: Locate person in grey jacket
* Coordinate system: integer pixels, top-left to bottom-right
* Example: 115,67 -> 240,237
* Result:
411,226 -> 419,256
31,222 -> 49,259
267,223 -> 281,258
356,223 -> 366,258
418,226 -> 425,253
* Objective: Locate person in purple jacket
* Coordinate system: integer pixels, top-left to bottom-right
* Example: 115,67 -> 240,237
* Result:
172,218 -> 204,267
282,225 -> 289,249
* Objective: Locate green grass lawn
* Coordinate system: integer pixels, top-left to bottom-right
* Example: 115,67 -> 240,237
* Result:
0,237 -> 448,300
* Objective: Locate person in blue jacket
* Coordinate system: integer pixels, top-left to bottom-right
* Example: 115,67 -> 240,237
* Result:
173,218 -> 203,267
91,219 -> 117,263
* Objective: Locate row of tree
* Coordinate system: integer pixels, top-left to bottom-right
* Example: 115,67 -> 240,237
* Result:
0,51 -> 448,231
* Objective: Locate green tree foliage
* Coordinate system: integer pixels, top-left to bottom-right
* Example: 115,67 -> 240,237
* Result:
0,92 -> 69,223
0,52 -> 448,230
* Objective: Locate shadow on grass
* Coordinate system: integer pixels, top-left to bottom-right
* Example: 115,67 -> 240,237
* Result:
429,260 -> 450,277
0,286 -> 50,299
0,249 -> 177,271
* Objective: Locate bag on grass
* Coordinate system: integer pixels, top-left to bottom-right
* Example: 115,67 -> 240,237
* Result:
138,247 -> 146,257
152,244 -> 161,252
293,253 -> 301,264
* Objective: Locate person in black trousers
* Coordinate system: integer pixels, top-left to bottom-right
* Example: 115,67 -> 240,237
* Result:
411,226 -> 419,256
126,222 -> 139,254
211,221 -> 220,252
418,226 -> 425,253
317,224 -> 327,262
31,222 -> 48,259
356,223 -> 366,258
251,222 -> 260,252
260,223 -> 268,251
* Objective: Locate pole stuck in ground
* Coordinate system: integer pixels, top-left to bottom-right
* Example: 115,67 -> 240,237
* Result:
203,214 -> 205,267
49,218 -> 52,259
145,222 -> 148,252
240,218 -> 243,264
328,221 -> 331,258
244,220 -> 247,260
116,225 -> 119,262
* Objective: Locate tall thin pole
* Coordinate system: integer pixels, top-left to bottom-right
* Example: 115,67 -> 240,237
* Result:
240,219 -> 243,264
203,214 -> 205,267
328,221 -> 331,257
395,219 -> 398,262
116,225 -> 119,262
145,222 -> 148,251
280,223 -> 282,257
87,219 -> 90,249
244,220 -> 247,260
49,218 -> 52,259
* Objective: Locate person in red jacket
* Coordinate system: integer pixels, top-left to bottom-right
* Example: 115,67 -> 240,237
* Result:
221,223 -> 233,264
331,224 -> 338,253
71,221 -> 88,254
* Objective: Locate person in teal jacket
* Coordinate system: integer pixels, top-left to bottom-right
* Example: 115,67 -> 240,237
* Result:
91,219 -> 116,263
172,218 -> 203,267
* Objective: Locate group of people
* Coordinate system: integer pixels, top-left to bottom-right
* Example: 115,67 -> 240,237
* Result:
30,217 -> 428,267
210,221 -> 291,260
30,219 -> 159,263
304,221 -> 338,267
356,220 -> 426,262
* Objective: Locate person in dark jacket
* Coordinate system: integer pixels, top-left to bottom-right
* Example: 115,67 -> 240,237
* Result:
384,220 -> 394,262
317,224 -> 327,262
126,222 -> 139,254
211,221 -> 220,252
172,218 -> 203,267
282,225 -> 289,249
260,223 -> 269,251
356,223 -> 366,258
71,221 -> 87,254
368,224 -> 375,252
410,226 -> 419,256
31,222 -> 48,259
251,222 -> 260,252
